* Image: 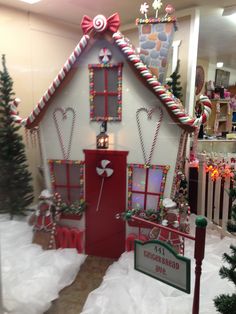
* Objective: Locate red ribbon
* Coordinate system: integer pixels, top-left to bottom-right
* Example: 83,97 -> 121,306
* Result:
81,13 -> 120,34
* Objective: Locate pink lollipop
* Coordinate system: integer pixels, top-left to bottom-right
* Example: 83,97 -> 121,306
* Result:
165,4 -> 175,16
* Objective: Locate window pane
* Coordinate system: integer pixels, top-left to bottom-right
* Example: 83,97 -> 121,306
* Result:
54,163 -> 66,185
132,168 -> 146,192
148,168 -> 163,193
107,68 -> 118,91
70,188 -> 81,202
107,96 -> 118,117
94,96 -> 105,117
69,164 -> 80,185
132,193 -> 144,209
146,195 -> 159,210
55,187 -> 68,202
94,69 -> 104,91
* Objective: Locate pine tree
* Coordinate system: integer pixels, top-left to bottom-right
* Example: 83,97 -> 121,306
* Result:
214,174 -> 236,313
214,245 -> 236,314
227,174 -> 236,232
169,59 -> 183,101
0,55 -> 33,219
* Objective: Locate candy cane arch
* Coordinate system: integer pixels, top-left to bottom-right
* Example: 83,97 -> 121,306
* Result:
96,160 -> 114,212
10,34 -> 90,127
112,32 -> 212,129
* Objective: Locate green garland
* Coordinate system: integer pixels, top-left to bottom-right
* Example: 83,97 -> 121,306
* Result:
53,192 -> 86,215
123,208 -> 161,222
60,199 -> 86,215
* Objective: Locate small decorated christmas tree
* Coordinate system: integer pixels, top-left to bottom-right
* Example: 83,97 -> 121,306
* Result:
169,59 -> 183,101
0,55 -> 33,218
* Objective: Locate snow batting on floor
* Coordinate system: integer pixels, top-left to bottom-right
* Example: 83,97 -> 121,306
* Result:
0,216 -> 87,314
81,216 -> 236,314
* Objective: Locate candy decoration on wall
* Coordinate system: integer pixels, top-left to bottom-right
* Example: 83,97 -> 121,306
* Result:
152,0 -> 163,18
136,106 -> 163,166
96,160 -> 114,212
140,2 -> 149,18
112,32 -> 212,129
53,107 -> 76,160
99,48 -> 112,64
81,13 -> 120,35
9,35 -> 89,127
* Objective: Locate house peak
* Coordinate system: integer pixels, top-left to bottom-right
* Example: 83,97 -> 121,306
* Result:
81,13 -> 120,36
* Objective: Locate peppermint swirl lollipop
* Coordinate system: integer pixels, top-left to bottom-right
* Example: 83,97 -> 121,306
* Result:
165,4 -> 175,16
93,15 -> 107,32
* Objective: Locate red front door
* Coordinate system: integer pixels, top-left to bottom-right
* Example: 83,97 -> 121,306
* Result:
84,150 -> 128,259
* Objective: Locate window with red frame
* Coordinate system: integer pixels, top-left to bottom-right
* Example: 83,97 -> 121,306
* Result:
128,164 -> 169,211
89,63 -> 123,121
48,160 -> 84,203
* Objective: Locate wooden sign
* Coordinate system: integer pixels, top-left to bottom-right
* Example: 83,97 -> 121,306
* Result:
134,240 -> 191,293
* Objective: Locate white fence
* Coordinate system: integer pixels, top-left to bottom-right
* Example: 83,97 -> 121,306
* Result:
196,153 -> 236,237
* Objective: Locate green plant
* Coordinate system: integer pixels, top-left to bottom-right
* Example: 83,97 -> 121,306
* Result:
60,199 -> 86,215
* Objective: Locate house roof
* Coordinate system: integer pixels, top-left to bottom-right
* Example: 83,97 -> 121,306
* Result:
10,13 -> 211,133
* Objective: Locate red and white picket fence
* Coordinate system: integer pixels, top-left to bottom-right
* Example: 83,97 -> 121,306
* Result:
195,153 -> 236,237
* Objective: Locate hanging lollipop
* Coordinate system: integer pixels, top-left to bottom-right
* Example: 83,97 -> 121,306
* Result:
152,0 -> 163,18
96,160 -> 114,212
165,4 -> 175,17
140,2 -> 149,19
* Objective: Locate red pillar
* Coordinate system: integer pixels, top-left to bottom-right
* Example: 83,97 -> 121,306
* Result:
192,216 -> 207,314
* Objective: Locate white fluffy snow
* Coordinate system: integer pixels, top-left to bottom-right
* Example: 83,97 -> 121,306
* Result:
0,216 -> 86,314
1,214 -> 236,314
82,216 -> 236,314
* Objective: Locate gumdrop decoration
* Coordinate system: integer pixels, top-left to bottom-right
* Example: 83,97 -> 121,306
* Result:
99,48 -> 112,64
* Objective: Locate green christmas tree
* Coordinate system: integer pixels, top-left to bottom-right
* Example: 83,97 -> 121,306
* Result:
227,173 -> 236,233
0,55 -> 33,219
214,173 -> 236,313
169,59 -> 183,101
214,244 -> 236,314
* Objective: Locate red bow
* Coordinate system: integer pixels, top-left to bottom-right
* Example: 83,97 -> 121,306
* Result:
81,13 -> 120,35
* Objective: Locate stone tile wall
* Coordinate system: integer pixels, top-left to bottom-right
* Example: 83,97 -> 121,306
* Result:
139,22 -> 175,84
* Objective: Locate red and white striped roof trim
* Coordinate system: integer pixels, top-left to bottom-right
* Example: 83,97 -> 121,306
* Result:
10,25 -> 211,132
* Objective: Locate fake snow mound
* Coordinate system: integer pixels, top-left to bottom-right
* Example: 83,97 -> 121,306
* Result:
0,216 -> 86,314
82,215 -> 236,314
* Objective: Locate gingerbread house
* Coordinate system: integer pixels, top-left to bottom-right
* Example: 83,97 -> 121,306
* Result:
10,12 -> 211,258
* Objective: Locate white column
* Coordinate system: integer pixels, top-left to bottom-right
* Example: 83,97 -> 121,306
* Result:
172,40 -> 182,73
185,8 -> 200,115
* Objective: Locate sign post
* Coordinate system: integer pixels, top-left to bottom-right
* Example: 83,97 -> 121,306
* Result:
130,215 -> 207,314
135,239 -> 191,293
